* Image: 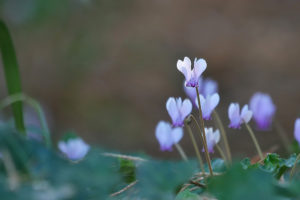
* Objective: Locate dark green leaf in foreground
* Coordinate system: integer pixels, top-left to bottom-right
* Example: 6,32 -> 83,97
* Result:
208,164 -> 281,200
0,20 -> 25,133
134,160 -> 198,199
260,153 -> 297,179
175,189 -> 201,200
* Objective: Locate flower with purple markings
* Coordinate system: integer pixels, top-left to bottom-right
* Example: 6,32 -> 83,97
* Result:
58,138 -> 90,161
294,118 -> 300,145
177,57 -> 207,87
195,93 -> 220,120
155,121 -> 183,151
166,97 -> 192,127
204,127 -> 220,153
228,103 -> 252,129
184,77 -> 218,105
249,92 -> 276,130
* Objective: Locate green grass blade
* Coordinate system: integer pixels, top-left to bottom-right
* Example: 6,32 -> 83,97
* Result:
0,20 -> 26,134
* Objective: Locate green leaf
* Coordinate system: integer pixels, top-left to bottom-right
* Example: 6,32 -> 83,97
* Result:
208,164 -> 281,200
0,20 -> 25,133
260,153 -> 297,179
119,159 -> 136,184
175,190 -> 201,200
135,160 -> 198,199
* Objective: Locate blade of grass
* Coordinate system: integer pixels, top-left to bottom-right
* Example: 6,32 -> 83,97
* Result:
0,20 -> 25,134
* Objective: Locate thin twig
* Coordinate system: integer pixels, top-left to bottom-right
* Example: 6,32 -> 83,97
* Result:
102,152 -> 147,162
110,180 -> 138,197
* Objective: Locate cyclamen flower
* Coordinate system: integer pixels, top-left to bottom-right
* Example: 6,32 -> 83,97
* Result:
294,118 -> 300,145
195,93 -> 220,120
228,103 -> 252,129
58,138 -> 90,161
184,77 -> 218,105
177,57 -> 207,87
249,92 -> 276,130
155,121 -> 183,151
204,127 -> 220,153
166,97 -> 192,127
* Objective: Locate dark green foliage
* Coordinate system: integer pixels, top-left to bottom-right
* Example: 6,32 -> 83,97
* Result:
0,20 -> 25,133
119,159 -> 136,184
133,160 -> 198,199
208,164 -> 281,200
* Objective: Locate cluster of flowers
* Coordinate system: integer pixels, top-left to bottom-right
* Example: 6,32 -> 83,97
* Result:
155,56 -> 300,155
55,56 -> 300,162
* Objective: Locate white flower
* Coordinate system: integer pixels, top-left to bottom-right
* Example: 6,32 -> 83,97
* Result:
58,138 -> 90,161
155,121 -> 183,151
204,127 -> 220,153
177,57 -> 207,87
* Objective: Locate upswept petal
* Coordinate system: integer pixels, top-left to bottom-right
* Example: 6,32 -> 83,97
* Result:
177,57 -> 192,81
228,103 -> 240,121
193,58 -> 207,78
241,105 -> 252,123
213,129 -> 221,144
155,121 -> 173,151
209,93 -> 220,111
172,127 -> 183,144
294,118 -> 300,145
166,97 -> 179,125
180,99 -> 192,120
203,78 -> 218,97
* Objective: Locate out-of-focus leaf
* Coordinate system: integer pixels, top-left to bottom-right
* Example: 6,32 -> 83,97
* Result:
0,20 -> 25,133
119,159 -> 136,184
208,164 -> 281,200
134,160 -> 198,199
175,190 -> 201,200
210,158 -> 227,173
260,153 -> 297,179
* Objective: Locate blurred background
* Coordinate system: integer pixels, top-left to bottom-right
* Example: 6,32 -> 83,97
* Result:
0,0 -> 299,159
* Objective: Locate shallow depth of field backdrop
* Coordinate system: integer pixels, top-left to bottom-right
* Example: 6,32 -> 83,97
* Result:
0,0 -> 299,158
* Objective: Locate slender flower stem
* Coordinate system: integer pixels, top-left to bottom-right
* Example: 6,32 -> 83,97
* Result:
174,143 -> 188,161
195,87 -> 214,176
274,120 -> 291,153
213,110 -> 232,163
290,153 -> 300,179
216,144 -> 227,165
184,121 -> 205,175
245,123 -> 264,160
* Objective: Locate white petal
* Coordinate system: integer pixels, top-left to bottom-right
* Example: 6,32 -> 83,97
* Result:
180,99 -> 192,120
172,127 -> 183,144
155,121 -> 173,149
294,118 -> 300,144
228,103 -> 240,120
193,58 -> 207,78
213,129 -> 221,144
208,93 -> 220,111
241,105 -> 253,123
166,97 -> 179,124
177,57 -> 191,81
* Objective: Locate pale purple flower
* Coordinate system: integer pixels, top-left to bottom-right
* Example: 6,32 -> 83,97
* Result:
249,92 -> 276,130
184,77 -> 218,105
58,138 -> 90,161
166,97 -> 192,127
177,57 -> 207,87
204,127 -> 220,153
155,121 -> 183,151
228,103 -> 252,129
294,118 -> 300,145
195,93 -> 220,120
